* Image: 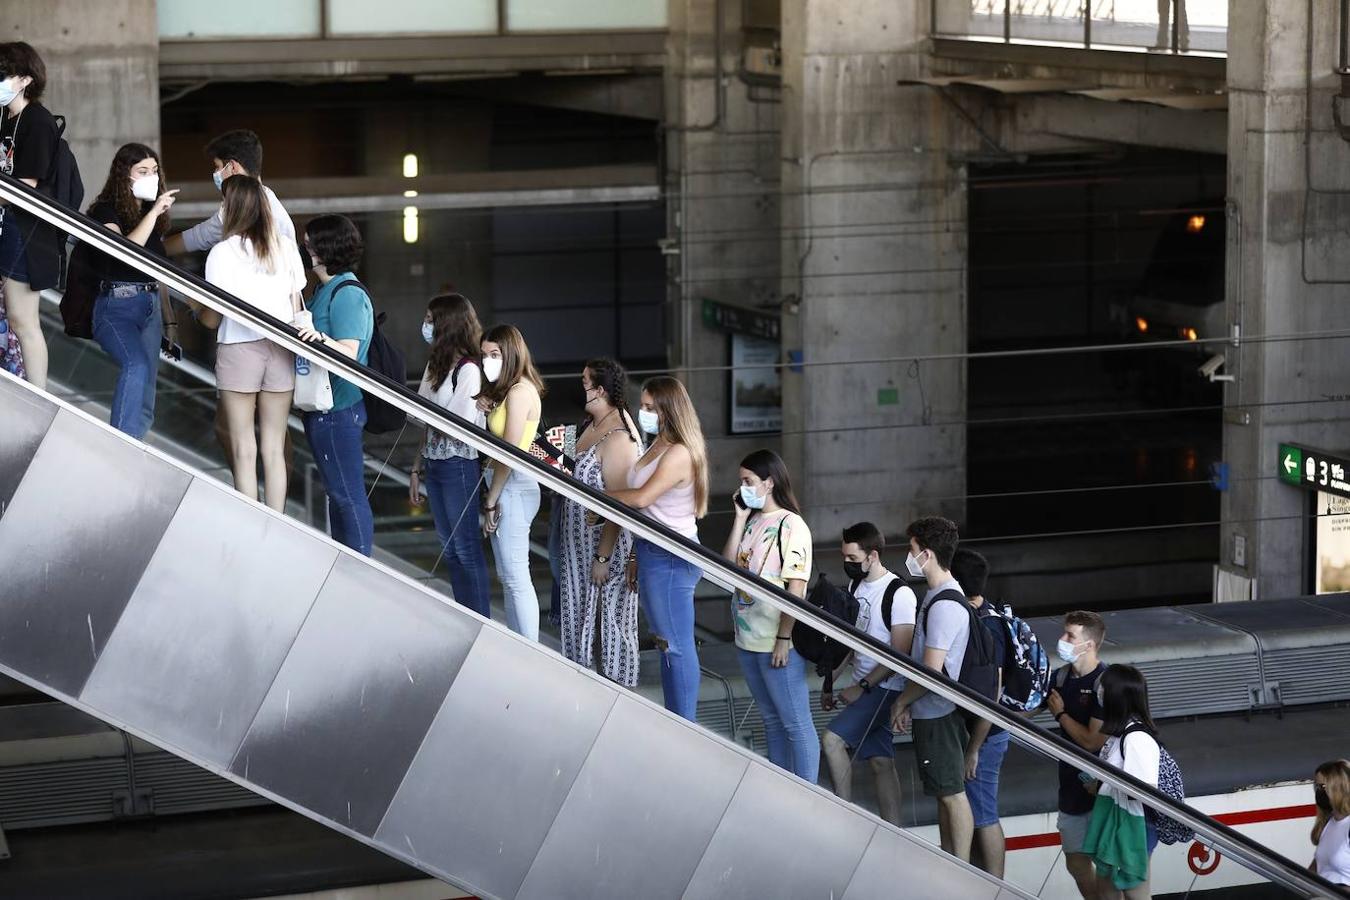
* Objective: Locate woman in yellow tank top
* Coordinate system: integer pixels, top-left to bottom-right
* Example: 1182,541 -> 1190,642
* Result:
477,324 -> 545,639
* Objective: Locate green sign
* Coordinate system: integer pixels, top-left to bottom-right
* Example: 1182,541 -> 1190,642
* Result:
702,298 -> 780,341
1278,442 -> 1350,499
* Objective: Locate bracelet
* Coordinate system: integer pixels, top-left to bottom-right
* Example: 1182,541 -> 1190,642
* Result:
1053,711 -> 1065,721
484,504 -> 498,512
775,636 -> 791,642
165,321 -> 177,327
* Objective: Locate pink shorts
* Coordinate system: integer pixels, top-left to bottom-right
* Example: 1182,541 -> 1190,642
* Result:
215,339 -> 295,393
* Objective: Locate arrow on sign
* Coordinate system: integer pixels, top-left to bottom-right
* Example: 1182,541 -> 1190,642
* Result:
1284,453 -> 1298,474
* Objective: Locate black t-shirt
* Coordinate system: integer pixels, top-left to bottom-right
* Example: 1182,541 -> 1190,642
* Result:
0,102 -> 58,182
87,199 -> 166,284
1055,661 -> 1106,815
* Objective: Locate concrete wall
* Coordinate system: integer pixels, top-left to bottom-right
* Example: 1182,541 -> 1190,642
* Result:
1220,0 -> 1350,598
6,0 -> 160,190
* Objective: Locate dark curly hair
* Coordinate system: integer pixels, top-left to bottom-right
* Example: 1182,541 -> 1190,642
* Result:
905,516 -> 960,570
304,214 -> 363,274
204,129 -> 263,176
426,293 -> 482,391
0,42 -> 46,101
89,143 -> 169,238
584,357 -> 638,442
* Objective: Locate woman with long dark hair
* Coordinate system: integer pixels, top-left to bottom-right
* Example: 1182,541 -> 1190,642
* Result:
205,175 -> 305,512
1311,759 -> 1350,885
723,448 -> 818,782
608,375 -> 708,719
411,293 -> 491,617
295,215 -> 374,554
559,357 -> 643,685
84,143 -> 178,437
478,323 -> 545,638
1083,663 -> 1161,900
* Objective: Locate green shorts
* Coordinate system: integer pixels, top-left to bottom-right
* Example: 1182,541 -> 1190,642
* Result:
912,711 -> 969,798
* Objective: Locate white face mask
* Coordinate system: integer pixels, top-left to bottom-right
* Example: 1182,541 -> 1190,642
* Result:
131,175 -> 159,202
1057,638 -> 1082,665
421,322 -> 434,345
481,356 -> 503,383
0,78 -> 22,107
905,550 -> 926,579
739,484 -> 767,510
637,408 -> 660,435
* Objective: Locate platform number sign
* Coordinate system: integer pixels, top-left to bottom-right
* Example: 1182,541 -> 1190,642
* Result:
1279,442 -> 1350,500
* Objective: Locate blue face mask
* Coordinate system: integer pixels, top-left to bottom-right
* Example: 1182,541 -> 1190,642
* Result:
739,484 -> 767,510
0,80 -> 18,108
212,167 -> 226,192
421,322 -> 434,344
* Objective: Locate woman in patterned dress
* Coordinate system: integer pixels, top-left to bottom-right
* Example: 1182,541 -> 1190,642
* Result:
559,357 -> 643,685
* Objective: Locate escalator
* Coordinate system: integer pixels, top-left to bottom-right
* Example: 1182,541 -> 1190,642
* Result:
0,173 -> 1340,900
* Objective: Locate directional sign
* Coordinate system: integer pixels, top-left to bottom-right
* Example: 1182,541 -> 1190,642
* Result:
701,298 -> 781,342
1278,442 -> 1350,499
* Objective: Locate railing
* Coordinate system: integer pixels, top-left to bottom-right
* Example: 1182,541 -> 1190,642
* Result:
0,171 -> 1339,898
934,0 -> 1228,55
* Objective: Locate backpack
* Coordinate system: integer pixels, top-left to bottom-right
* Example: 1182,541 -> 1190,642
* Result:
921,589 -> 999,701
58,238 -> 100,338
986,603 -> 1051,712
40,114 -> 84,212
791,569 -> 857,693
337,280 -> 406,435
1122,722 -> 1194,846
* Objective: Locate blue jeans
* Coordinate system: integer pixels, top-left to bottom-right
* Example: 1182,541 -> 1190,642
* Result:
302,401 -> 374,556
92,285 -> 160,438
965,728 -> 1010,828
738,646 -> 820,783
424,454 -> 491,618
488,467 -> 541,640
635,539 -> 702,720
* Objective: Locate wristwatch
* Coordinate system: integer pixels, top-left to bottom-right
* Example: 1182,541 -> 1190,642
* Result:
858,678 -> 873,694
594,553 -> 610,564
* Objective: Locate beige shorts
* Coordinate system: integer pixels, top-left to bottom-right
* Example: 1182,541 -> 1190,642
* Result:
215,339 -> 295,393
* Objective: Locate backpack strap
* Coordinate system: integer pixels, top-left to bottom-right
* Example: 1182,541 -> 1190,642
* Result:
881,578 -> 904,630
920,588 -> 966,630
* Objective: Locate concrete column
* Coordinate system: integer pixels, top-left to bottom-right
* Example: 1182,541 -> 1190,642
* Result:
666,0 -> 783,547
778,0 -> 966,541
1222,0 -> 1350,598
8,0 -> 160,186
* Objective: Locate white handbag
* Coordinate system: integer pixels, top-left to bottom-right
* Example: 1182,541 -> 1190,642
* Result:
291,308 -> 334,413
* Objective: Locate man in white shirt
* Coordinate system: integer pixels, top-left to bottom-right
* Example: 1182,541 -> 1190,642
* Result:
820,522 -> 916,826
890,516 -> 976,862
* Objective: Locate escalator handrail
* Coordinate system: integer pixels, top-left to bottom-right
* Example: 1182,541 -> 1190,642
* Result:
0,174 -> 1337,899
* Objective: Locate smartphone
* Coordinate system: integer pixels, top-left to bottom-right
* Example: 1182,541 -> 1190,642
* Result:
733,490 -> 747,510
160,337 -> 183,362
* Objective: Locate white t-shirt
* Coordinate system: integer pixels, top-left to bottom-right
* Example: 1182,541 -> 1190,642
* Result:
206,234 -> 306,345
181,183 -> 295,253
1099,722 -> 1161,818
852,573 -> 917,691
909,578 -> 969,720
1315,813 -> 1350,885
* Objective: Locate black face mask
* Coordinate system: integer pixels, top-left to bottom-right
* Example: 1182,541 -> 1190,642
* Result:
842,559 -> 868,583
1315,785 -> 1332,812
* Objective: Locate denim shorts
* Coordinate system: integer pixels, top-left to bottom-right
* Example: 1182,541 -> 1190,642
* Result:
0,211 -> 30,282
965,729 -> 1010,827
826,688 -> 899,760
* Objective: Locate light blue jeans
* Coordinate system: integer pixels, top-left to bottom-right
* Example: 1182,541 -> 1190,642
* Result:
738,646 -> 820,783
92,284 -> 160,438
635,538 -> 702,720
488,467 -> 540,640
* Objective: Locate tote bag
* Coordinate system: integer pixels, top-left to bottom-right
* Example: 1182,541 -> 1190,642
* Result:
291,308 -> 334,413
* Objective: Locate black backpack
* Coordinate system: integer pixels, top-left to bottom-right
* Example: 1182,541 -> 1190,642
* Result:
337,280 -> 406,435
921,589 -> 999,701
792,574 -> 907,693
41,115 -> 84,213
58,239 -> 100,338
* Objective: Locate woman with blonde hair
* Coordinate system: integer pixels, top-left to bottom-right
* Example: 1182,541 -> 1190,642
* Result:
1311,759 -> 1350,886
608,375 -> 708,719
205,175 -> 306,511
478,323 -> 545,639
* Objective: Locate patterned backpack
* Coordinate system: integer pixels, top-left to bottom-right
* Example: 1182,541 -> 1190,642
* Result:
991,603 -> 1052,712
1123,723 -> 1194,845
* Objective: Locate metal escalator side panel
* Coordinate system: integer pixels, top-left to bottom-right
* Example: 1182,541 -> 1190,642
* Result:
79,477 -> 341,769
514,694 -> 750,900
0,404 -> 191,698
680,762 -> 875,900
842,825 -> 1004,900
0,375 -> 56,510
372,625 -> 618,898
229,552 -> 482,838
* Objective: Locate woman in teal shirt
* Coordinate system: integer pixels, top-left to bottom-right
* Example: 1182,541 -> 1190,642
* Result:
295,215 -> 375,554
